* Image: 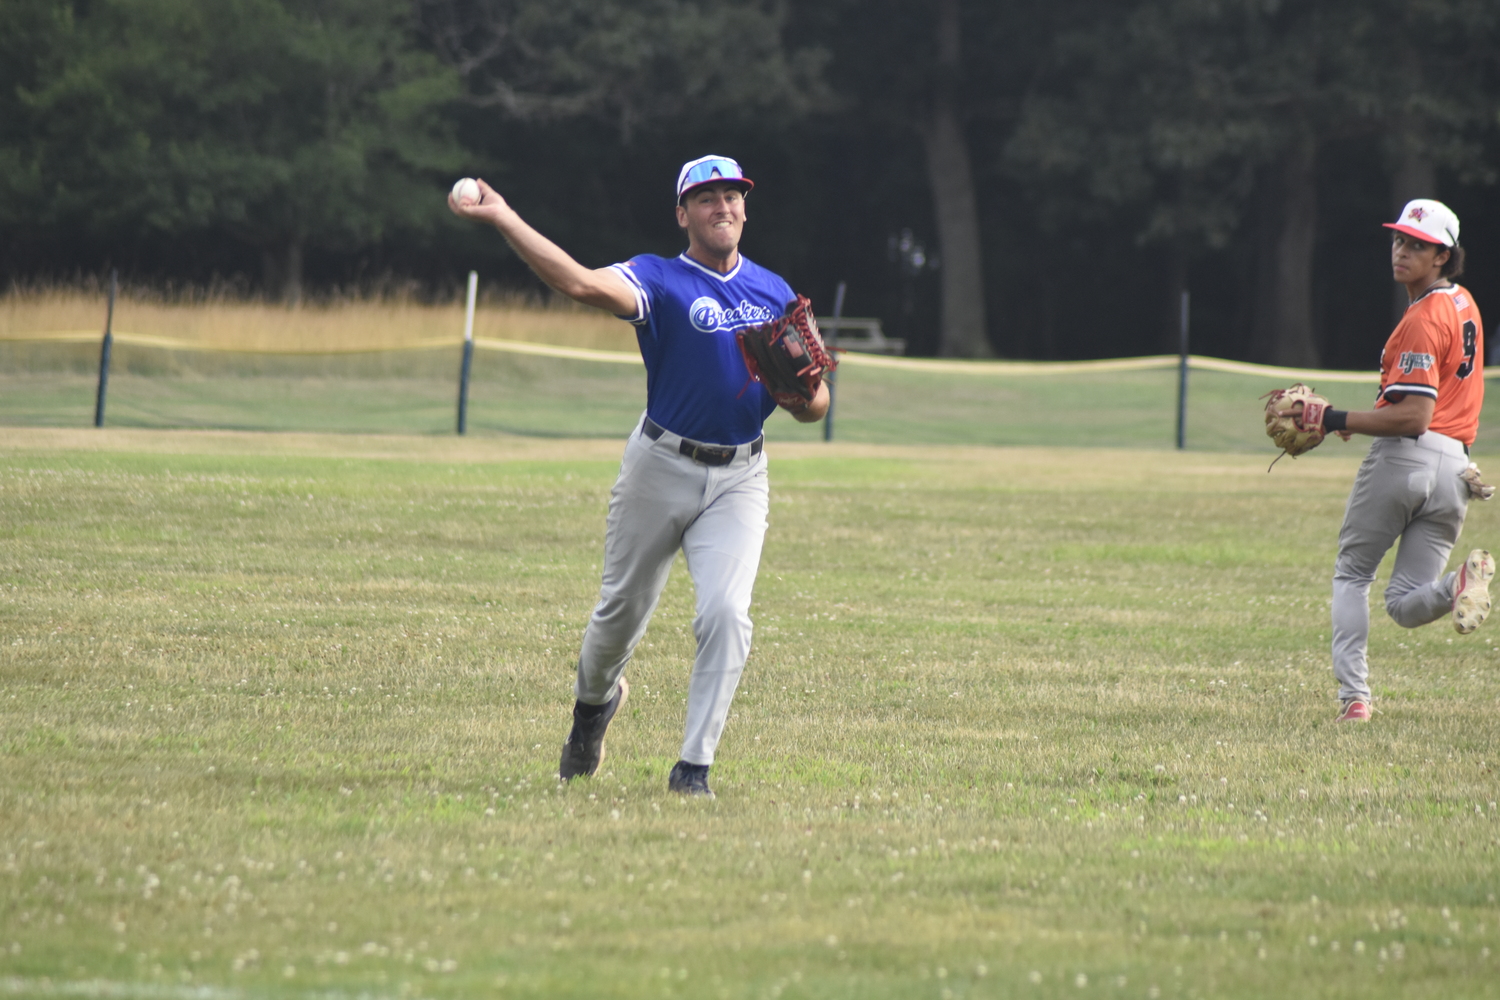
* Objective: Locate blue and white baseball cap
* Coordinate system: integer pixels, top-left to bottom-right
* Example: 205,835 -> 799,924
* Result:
1384,198 -> 1460,247
675,155 -> 754,202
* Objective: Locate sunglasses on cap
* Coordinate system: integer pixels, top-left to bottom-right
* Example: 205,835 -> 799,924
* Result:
676,155 -> 755,201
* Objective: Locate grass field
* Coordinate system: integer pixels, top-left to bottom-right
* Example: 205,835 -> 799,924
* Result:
2,428 -> 1498,999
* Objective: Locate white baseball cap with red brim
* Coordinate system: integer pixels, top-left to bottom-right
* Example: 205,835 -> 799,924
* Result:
1384,198 -> 1460,247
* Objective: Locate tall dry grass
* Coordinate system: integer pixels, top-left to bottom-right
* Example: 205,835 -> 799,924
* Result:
0,285 -> 637,353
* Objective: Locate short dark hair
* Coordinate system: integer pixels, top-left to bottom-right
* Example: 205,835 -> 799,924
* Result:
1440,243 -> 1467,279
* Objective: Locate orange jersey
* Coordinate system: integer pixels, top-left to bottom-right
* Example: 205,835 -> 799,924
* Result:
1376,283 -> 1484,445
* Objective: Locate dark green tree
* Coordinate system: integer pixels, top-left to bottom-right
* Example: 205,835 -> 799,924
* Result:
14,0 -> 463,301
1009,0 -> 1499,366
802,0 -> 1040,358
920,0 -> 990,358
421,0 -> 829,141
0,0 -> 72,271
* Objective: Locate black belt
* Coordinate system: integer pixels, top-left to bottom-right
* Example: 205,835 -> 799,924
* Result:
643,416 -> 763,467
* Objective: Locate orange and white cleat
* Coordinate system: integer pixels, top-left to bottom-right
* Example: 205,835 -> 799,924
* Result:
1452,548 -> 1495,635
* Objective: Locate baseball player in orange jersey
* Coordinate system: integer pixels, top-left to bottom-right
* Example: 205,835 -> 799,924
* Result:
1320,199 -> 1492,723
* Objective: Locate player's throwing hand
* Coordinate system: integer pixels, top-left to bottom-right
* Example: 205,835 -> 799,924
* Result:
447,177 -> 510,224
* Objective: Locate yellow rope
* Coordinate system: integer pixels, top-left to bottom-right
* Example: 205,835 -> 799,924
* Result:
6,329 -> 1476,382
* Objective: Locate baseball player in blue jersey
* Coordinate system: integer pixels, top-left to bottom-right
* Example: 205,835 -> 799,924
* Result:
449,155 -> 828,797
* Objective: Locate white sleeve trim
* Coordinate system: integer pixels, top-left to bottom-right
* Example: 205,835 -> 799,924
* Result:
1382,382 -> 1439,400
608,264 -> 650,325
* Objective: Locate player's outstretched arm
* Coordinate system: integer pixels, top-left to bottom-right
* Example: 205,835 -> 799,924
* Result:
448,179 -> 636,316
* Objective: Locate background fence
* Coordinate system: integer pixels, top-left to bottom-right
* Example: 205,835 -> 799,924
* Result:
0,335 -> 1412,451
7,290 -> 1500,452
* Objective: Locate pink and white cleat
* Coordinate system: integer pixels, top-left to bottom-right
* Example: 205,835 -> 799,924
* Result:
1335,699 -> 1371,723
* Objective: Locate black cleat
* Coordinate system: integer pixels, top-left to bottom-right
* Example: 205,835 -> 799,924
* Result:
558,677 -> 629,781
667,760 -> 714,798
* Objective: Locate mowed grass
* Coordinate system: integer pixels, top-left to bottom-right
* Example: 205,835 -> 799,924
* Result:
2,429 -> 1499,1000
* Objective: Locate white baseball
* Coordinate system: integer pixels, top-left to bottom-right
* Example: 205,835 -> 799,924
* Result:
451,177 -> 480,206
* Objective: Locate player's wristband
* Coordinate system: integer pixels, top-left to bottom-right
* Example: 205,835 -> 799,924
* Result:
1323,409 -> 1348,432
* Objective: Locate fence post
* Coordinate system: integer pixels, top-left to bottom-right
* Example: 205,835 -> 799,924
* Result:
824,280 -> 847,443
457,270 -> 477,435
1175,289 -> 1190,450
93,269 -> 117,428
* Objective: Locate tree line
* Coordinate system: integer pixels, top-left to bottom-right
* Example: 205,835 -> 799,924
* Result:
3,0 -> 1499,366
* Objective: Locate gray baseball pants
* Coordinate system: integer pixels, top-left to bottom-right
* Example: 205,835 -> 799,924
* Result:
575,415 -> 769,765
1332,432 -> 1470,702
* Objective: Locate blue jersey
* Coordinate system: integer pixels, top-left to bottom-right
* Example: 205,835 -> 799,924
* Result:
610,252 -> 793,445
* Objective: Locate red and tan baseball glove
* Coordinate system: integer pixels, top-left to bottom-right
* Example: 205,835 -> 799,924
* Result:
1262,383 -> 1330,466
736,295 -> 837,411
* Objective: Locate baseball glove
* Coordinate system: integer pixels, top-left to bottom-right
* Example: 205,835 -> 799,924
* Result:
1262,383 -> 1330,467
1461,462 -> 1496,501
736,295 -> 837,411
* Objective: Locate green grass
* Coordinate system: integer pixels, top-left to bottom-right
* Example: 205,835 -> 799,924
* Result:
14,340 -> 1500,451
2,430 -> 1499,1000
